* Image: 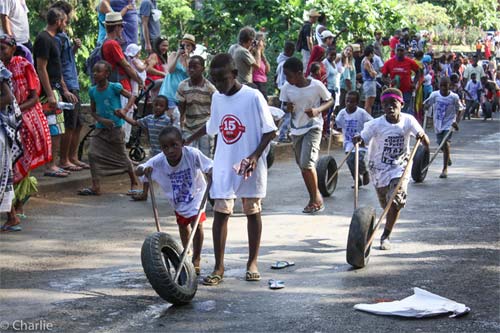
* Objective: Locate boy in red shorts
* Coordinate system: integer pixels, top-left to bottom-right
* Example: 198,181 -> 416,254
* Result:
136,126 -> 212,274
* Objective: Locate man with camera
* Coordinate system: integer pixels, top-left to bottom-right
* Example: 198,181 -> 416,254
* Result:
228,26 -> 262,84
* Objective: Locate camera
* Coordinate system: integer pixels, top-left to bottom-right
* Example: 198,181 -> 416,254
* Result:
252,40 -> 257,47
179,44 -> 185,50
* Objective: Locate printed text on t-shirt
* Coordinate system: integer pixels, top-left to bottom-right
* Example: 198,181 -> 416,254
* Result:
169,168 -> 194,204
381,135 -> 404,164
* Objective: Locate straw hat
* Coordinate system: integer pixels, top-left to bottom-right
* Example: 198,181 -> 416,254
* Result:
104,12 -> 123,26
181,33 -> 196,46
308,9 -> 320,17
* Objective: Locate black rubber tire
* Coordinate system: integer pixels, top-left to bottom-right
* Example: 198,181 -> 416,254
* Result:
129,146 -> 146,162
266,143 -> 275,169
411,145 -> 429,183
346,207 -> 376,269
141,232 -> 198,305
316,155 -> 338,197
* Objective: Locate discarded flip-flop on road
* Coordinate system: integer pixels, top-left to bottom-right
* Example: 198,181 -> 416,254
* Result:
268,279 -> 285,290
271,261 -> 295,269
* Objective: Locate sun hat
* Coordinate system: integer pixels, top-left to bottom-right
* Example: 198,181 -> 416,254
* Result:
125,43 -> 141,57
104,12 -> 123,26
351,43 -> 361,52
308,9 -> 320,17
321,30 -> 334,40
181,33 -> 196,46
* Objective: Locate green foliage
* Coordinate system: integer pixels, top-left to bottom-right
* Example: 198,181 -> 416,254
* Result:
402,2 -> 450,30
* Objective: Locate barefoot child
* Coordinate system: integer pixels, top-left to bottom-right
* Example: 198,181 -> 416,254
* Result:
78,60 -> 139,195
116,95 -> 172,201
354,88 -> 430,250
186,53 -> 277,285
280,57 -> 333,214
335,91 -> 373,187
423,77 -> 462,179
136,126 -> 212,274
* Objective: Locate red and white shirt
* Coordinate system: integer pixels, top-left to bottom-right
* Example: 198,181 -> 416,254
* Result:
206,85 -> 277,199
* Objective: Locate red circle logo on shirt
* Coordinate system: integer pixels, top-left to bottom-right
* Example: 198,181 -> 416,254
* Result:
219,115 -> 246,144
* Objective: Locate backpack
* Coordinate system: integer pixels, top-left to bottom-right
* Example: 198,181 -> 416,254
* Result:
85,39 -> 126,84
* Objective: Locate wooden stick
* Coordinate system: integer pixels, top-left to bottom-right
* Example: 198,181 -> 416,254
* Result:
325,145 -> 355,185
354,142 -> 359,209
422,129 -> 454,173
147,174 -> 162,233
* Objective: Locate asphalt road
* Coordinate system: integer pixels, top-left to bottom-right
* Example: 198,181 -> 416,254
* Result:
1,115 -> 499,332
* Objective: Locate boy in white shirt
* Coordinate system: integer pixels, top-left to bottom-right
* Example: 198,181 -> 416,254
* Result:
136,126 -> 213,274
463,72 -> 481,120
354,88 -> 429,250
280,57 -> 333,214
423,77 -> 462,179
186,53 -> 277,285
335,91 -> 373,186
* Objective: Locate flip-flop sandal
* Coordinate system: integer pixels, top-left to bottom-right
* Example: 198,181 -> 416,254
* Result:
271,261 -> 295,269
202,274 -> 223,286
60,164 -> 83,172
74,162 -> 90,169
1,224 -> 22,232
16,213 -> 27,219
44,170 -> 69,178
126,189 -> 143,196
268,279 -> 285,290
245,271 -> 261,281
77,188 -> 100,196
303,202 -> 324,214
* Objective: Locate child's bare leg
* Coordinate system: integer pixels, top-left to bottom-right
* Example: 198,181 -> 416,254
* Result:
128,168 -> 139,190
365,96 -> 375,115
301,168 -> 322,205
440,141 -> 450,178
380,204 -> 401,250
246,213 -> 262,273
4,206 -> 20,227
211,211 -> 230,276
133,182 -> 148,201
178,224 -> 191,248
191,223 -> 204,268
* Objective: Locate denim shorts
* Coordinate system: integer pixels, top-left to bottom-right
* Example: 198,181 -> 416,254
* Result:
363,80 -> 377,97
436,130 -> 452,145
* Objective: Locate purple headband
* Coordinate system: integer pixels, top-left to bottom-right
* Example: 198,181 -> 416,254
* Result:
381,93 -> 404,103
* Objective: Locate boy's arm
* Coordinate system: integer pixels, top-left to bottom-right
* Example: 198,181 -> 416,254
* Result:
305,98 -> 333,118
244,130 -> 276,178
416,131 -> 430,149
114,109 -> 139,126
185,125 -> 207,145
136,165 -> 153,177
120,88 -> 135,112
178,101 -> 187,130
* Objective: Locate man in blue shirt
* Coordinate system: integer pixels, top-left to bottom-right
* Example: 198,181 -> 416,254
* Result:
139,0 -> 161,54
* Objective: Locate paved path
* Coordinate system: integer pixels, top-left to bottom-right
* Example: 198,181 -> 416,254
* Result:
1,115 -> 499,332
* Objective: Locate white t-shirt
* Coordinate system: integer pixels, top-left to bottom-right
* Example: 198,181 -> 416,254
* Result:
279,78 -> 332,136
206,85 -> 277,199
361,113 -> 423,188
464,80 -> 481,101
0,0 -> 29,44
335,107 -> 373,152
424,91 -> 460,133
140,146 -> 212,217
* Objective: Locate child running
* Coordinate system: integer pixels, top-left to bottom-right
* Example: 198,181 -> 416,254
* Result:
463,73 -> 481,120
280,57 -> 333,214
423,77 -> 462,179
115,95 -> 172,201
354,88 -> 430,250
78,60 -> 139,196
335,91 -> 373,187
136,126 -> 212,274
186,53 -> 277,285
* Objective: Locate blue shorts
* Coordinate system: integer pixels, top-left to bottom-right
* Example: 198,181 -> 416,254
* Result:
436,130 -> 452,145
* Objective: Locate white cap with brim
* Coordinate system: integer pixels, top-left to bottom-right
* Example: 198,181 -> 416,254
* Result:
125,43 -> 141,57
321,30 -> 334,40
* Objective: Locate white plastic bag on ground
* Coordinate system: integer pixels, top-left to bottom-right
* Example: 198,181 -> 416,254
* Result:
354,287 -> 470,318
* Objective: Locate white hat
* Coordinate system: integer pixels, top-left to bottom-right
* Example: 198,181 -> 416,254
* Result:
125,43 -> 141,57
308,9 -> 321,17
104,12 -> 123,26
321,30 -> 334,40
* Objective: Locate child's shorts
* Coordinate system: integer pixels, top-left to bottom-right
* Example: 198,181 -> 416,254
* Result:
375,177 -> 408,211
213,198 -> 262,215
292,127 -> 321,170
436,130 -> 452,145
175,211 -> 206,226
